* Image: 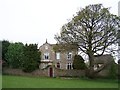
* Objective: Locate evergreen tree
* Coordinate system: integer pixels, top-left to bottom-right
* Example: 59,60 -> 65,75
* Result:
22,44 -> 41,72
2,40 -> 10,66
73,55 -> 87,70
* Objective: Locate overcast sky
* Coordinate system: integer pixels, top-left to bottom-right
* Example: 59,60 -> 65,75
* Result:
0,0 -> 120,47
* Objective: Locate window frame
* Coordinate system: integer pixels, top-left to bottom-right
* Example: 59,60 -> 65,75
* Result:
66,63 -> 72,70
56,52 -> 60,60
67,52 -> 72,60
44,52 -> 49,60
56,62 -> 61,69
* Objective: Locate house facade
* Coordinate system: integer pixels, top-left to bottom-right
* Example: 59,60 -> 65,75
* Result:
39,40 -> 77,70
38,40 -> 115,77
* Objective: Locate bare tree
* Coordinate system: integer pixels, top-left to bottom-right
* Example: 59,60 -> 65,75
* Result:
55,4 -> 120,78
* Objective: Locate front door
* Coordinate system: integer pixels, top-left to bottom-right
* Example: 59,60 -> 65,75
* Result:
49,67 -> 53,77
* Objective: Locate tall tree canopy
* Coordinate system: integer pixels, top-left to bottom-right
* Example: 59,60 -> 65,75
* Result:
5,42 -> 24,68
22,44 -> 41,72
2,40 -> 10,62
4,41 -> 41,72
55,4 -> 120,78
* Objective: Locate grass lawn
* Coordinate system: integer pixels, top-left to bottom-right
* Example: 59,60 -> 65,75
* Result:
2,75 -> 118,88
0,75 -> 2,89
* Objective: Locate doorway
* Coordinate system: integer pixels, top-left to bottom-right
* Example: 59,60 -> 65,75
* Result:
49,67 -> 53,77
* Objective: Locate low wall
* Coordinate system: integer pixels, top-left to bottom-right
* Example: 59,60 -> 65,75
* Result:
3,68 -> 48,77
3,68 -> 85,77
54,68 -> 85,77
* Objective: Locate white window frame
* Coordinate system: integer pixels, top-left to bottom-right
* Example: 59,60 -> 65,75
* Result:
66,63 -> 72,70
56,52 -> 60,60
44,52 -> 49,60
67,52 -> 72,60
56,62 -> 61,69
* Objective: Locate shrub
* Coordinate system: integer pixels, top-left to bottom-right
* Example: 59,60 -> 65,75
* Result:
108,62 -> 117,79
73,55 -> 87,70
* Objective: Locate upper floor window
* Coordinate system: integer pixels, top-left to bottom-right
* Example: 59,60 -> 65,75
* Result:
56,52 -> 60,60
67,52 -> 72,60
44,52 -> 49,59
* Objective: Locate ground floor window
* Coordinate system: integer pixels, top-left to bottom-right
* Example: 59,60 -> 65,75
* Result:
94,64 -> 103,70
67,63 -> 72,70
56,63 -> 60,69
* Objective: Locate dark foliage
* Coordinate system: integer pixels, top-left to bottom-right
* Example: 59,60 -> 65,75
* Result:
5,42 -> 24,68
2,40 -> 10,67
22,44 -> 41,72
73,55 -> 87,70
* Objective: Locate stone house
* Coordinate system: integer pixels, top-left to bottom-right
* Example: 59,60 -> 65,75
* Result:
39,40 -> 78,70
38,40 -> 115,77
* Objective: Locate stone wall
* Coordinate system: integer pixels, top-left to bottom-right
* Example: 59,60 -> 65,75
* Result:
54,68 -> 85,77
3,67 -> 85,77
3,68 -> 48,77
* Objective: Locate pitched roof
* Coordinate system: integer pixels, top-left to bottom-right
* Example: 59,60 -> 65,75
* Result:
39,39 -> 78,51
94,54 -> 114,64
52,43 -> 78,52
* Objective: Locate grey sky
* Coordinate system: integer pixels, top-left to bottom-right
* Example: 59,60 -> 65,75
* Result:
119,1 -> 120,16
0,0 -> 119,47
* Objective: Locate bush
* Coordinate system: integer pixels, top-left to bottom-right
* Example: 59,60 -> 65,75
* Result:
23,64 -> 37,73
108,62 -> 117,79
73,55 -> 87,70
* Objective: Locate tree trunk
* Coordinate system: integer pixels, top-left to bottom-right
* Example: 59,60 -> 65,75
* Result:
86,51 -> 95,78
